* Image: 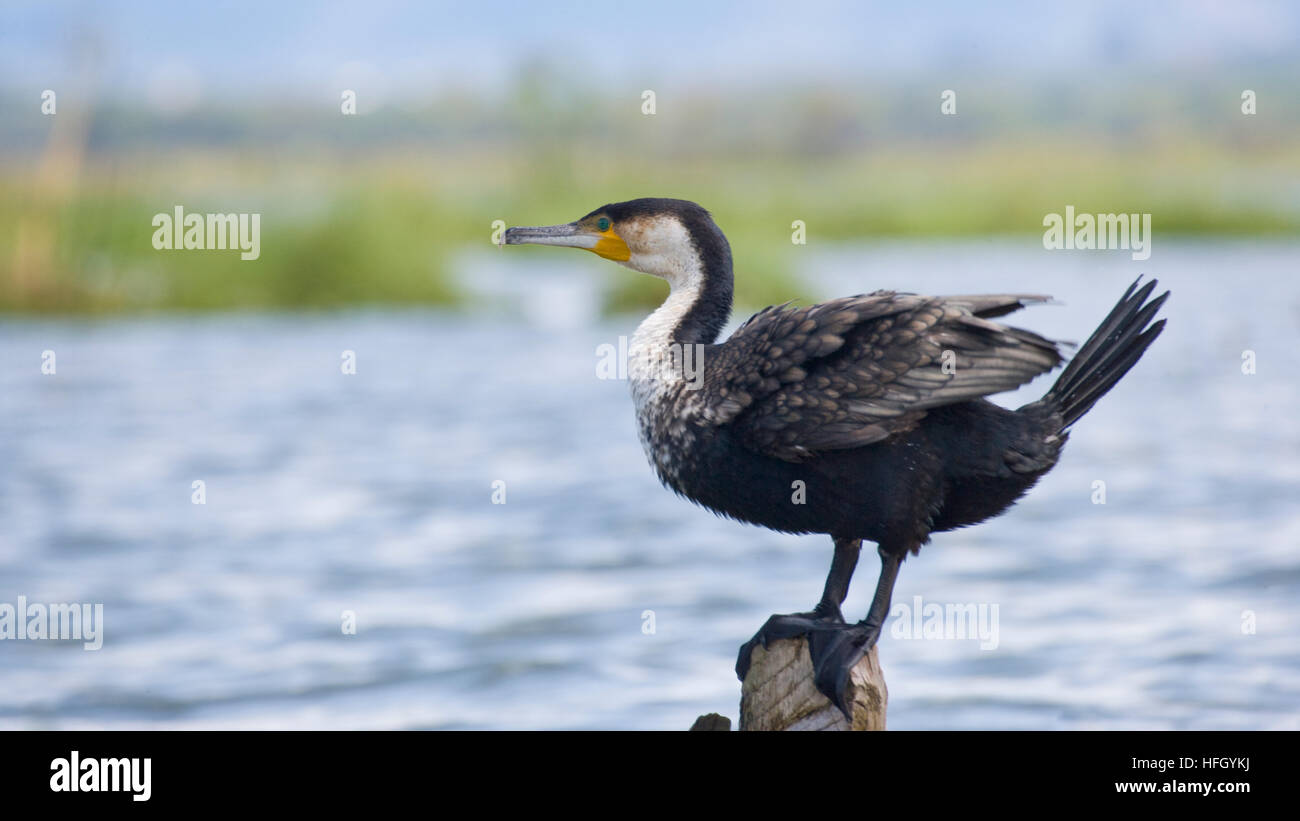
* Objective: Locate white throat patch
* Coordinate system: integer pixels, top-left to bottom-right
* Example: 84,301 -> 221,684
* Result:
623,216 -> 711,446
616,213 -> 716,482
626,219 -> 705,384
617,216 -> 703,290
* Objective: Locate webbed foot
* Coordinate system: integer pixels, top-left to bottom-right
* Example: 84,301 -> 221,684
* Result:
734,603 -> 844,681
806,621 -> 882,719
736,609 -> 882,721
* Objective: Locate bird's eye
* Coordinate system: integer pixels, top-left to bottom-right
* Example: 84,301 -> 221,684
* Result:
597,217 -> 611,232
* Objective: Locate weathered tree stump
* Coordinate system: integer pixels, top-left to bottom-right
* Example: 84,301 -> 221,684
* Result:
738,638 -> 887,731
688,712 -> 732,731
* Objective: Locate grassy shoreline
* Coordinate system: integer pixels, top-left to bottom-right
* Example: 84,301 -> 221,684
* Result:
3,138 -> 1296,315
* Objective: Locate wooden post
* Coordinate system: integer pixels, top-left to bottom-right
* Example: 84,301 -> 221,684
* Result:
738,638 -> 887,731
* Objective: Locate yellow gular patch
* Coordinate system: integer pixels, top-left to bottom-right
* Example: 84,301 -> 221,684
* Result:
592,230 -> 631,261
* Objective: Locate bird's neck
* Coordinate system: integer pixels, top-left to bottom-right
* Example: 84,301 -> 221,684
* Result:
660,270 -> 733,347
628,265 -> 731,417
631,225 -> 734,351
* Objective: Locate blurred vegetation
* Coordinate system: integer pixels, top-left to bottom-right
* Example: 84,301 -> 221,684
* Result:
2,68 -> 1298,315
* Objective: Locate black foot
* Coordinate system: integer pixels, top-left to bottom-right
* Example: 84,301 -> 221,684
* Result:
736,612 -> 882,721
807,622 -> 881,720
734,604 -> 844,681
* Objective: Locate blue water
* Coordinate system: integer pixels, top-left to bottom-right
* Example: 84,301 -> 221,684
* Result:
1,240 -> 1297,729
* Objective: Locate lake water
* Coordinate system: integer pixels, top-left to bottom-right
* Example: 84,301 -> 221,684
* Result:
1,239 -> 1297,729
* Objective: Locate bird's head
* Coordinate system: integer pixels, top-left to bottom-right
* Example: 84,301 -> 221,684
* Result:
502,198 -> 731,288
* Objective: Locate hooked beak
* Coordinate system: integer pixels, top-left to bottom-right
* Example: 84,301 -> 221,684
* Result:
503,221 -> 632,261
503,223 -> 599,250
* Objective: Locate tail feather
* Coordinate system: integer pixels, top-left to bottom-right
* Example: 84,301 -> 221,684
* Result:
1044,277 -> 1169,428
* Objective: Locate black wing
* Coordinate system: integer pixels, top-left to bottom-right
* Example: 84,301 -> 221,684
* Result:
690,291 -> 1064,462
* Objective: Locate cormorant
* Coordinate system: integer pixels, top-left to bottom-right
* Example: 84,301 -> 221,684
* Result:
504,198 -> 1169,717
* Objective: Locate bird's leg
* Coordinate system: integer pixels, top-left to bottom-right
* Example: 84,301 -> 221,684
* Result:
807,546 -> 904,719
812,536 -> 861,621
734,537 -> 861,680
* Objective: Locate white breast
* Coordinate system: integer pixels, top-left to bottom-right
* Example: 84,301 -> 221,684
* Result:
624,218 -> 707,481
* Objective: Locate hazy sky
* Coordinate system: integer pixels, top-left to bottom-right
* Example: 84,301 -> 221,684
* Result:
3,0 -> 1297,107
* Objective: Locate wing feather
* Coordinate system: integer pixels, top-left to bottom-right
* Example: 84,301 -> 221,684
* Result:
689,291 -> 1063,461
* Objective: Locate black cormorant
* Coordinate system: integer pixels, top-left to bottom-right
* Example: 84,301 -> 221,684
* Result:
504,198 -> 1169,717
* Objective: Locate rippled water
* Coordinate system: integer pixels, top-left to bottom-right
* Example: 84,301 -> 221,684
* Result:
2,240 -> 1297,729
